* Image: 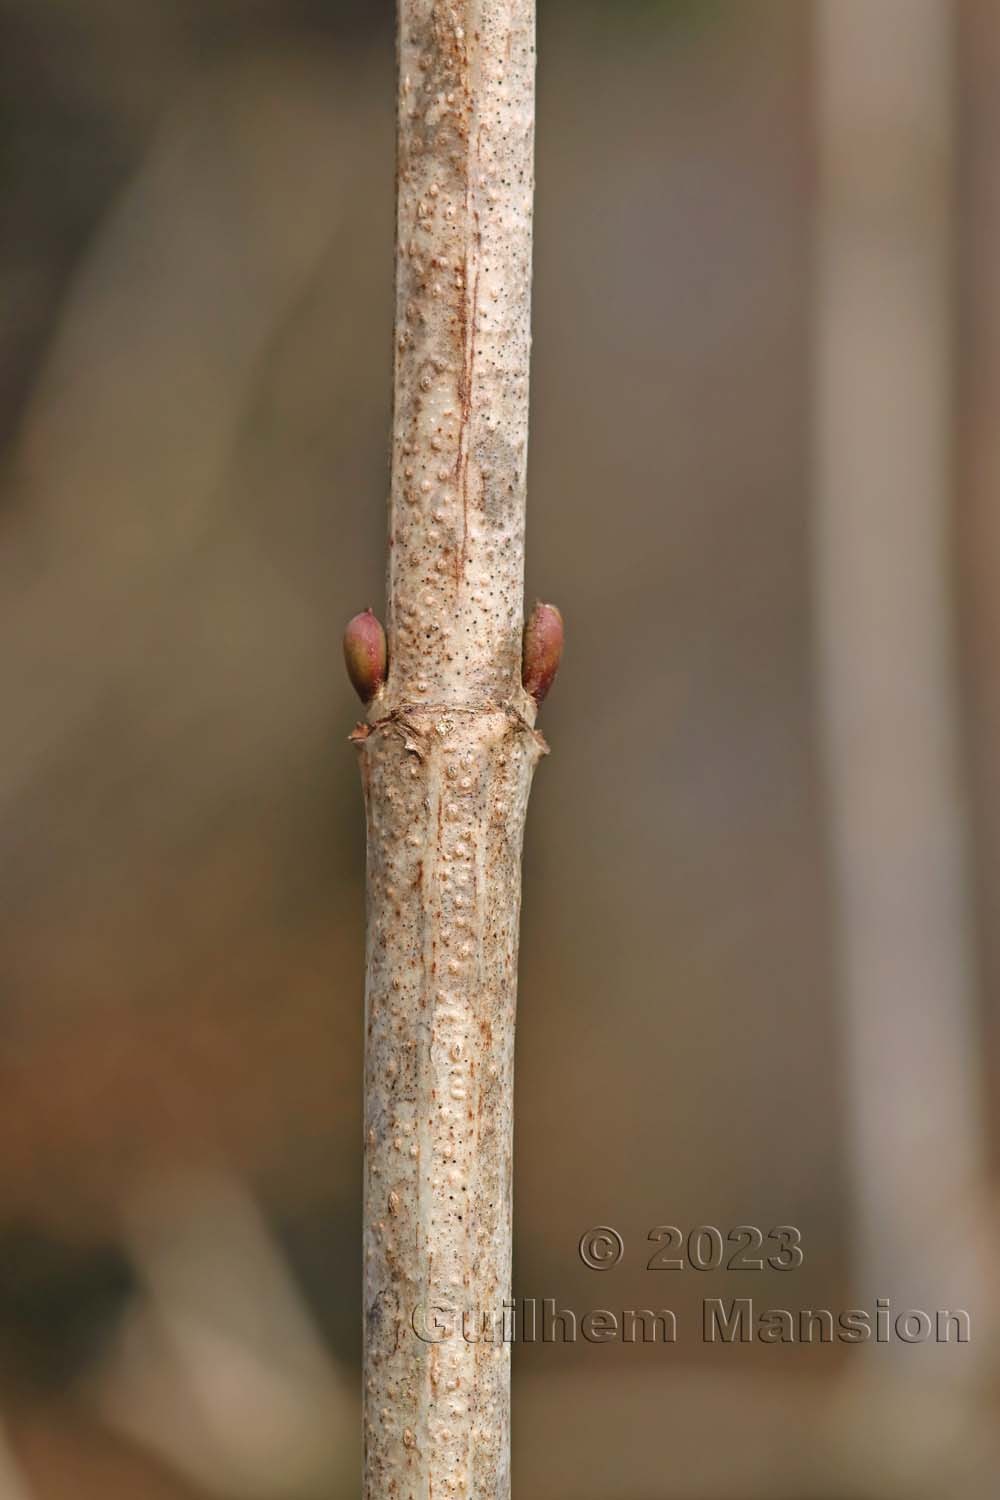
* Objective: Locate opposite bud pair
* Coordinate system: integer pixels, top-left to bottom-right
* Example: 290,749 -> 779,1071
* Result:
344,602 -> 564,706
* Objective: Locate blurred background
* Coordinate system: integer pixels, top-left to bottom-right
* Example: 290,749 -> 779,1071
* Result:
0,0 -> 998,1494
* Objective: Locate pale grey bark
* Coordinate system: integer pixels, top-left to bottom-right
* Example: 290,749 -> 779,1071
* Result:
356,5 -> 540,1498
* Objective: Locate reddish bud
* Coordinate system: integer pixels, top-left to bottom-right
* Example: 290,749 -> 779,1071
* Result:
522,602 -> 564,704
344,609 -> 387,703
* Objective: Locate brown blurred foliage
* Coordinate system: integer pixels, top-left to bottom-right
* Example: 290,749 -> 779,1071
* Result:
2,2 -> 995,1497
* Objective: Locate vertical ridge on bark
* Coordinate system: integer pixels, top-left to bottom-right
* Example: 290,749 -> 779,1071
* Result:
386,0 -> 536,710
358,5 -> 538,1498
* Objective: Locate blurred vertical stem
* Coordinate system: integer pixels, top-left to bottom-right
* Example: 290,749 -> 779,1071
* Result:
355,4 -> 540,1498
815,0 -> 985,1370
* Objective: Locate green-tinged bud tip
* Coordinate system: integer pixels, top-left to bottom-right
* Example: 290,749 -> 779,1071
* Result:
344,609 -> 387,704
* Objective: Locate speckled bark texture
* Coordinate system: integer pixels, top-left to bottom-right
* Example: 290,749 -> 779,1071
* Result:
357,4 -> 539,1498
